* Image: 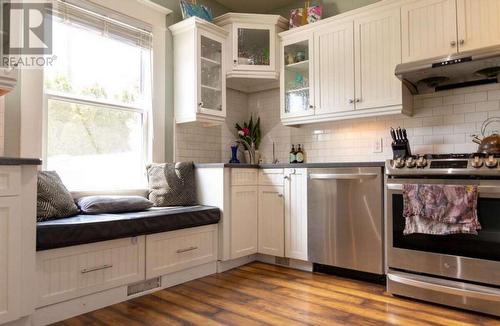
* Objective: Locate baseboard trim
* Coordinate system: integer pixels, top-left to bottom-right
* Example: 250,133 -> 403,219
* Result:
217,254 -> 257,273
33,262 -> 217,326
256,254 -> 313,272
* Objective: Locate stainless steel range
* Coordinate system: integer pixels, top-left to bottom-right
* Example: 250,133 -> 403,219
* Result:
385,154 -> 500,317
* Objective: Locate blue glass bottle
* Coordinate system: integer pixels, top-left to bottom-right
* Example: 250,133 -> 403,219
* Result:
229,145 -> 240,164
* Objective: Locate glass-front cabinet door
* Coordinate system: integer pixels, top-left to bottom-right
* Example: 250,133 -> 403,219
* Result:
232,24 -> 275,71
199,33 -> 225,117
281,34 -> 314,119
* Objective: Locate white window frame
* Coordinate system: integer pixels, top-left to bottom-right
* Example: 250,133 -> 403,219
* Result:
19,0 -> 169,188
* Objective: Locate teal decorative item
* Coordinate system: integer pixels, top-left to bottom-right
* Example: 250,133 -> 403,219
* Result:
180,0 -> 213,22
229,145 -> 240,163
295,72 -> 304,87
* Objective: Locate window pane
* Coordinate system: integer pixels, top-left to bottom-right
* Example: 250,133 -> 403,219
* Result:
47,99 -> 144,190
45,19 -> 151,107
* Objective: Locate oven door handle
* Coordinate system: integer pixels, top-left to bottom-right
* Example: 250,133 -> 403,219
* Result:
388,272 -> 500,302
387,184 -> 500,194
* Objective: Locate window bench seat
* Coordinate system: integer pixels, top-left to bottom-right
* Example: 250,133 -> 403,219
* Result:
36,205 -> 221,251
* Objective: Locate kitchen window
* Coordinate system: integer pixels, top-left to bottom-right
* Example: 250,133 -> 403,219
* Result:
43,0 -> 153,191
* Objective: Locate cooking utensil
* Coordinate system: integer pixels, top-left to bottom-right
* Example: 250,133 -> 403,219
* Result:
472,117 -> 500,154
390,128 -> 397,144
402,128 -> 408,141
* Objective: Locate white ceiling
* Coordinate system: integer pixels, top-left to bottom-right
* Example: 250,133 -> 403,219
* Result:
213,0 -> 296,13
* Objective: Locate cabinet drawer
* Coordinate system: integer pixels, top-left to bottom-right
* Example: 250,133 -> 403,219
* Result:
231,169 -> 258,186
146,225 -> 217,278
36,237 -> 145,307
259,169 -> 284,186
0,166 -> 20,196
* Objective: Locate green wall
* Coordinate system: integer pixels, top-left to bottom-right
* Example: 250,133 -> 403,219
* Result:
270,0 -> 380,20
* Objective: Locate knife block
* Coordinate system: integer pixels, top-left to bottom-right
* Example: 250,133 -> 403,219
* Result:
392,142 -> 412,159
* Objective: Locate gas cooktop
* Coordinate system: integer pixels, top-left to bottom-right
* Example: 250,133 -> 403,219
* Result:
386,153 -> 500,177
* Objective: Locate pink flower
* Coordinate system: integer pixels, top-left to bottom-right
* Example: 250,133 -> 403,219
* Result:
238,130 -> 245,136
242,128 -> 250,136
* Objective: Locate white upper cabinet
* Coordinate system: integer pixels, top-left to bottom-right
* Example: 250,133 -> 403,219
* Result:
401,0 -> 458,63
281,32 -> 315,119
314,21 -> 355,115
214,13 -> 288,93
354,7 -> 402,110
170,17 -> 228,124
456,0 -> 500,52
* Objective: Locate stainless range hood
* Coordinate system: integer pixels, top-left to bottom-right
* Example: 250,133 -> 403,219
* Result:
395,45 -> 500,95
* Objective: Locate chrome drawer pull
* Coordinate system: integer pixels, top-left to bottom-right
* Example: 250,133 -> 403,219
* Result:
176,246 -> 198,254
80,264 -> 113,274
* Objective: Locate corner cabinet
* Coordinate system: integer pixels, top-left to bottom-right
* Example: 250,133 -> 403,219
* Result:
280,5 -> 409,126
170,17 -> 228,125
213,13 -> 288,93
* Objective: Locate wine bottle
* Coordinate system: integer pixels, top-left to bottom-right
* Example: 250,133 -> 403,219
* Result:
289,145 -> 297,164
296,144 -> 304,163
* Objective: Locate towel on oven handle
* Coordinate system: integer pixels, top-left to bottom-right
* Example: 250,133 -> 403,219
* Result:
403,184 -> 481,235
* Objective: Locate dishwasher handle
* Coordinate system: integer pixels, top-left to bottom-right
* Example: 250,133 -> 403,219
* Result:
309,173 -> 379,180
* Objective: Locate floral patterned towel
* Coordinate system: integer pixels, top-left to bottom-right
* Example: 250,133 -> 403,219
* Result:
403,184 -> 481,235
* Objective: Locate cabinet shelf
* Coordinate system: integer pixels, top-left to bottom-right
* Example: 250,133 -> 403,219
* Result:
285,60 -> 309,72
201,56 -> 221,67
286,86 -> 309,93
201,84 -> 222,92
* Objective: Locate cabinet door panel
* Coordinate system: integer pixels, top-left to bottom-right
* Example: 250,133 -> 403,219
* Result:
230,186 -> 258,259
198,31 -> 226,118
401,0 -> 458,63
315,21 -> 355,114
258,186 -> 285,257
0,198 -> 21,324
457,0 -> 500,52
284,169 -> 308,261
354,8 -> 402,110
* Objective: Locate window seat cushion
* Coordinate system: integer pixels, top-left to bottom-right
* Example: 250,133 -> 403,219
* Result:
36,205 -> 220,251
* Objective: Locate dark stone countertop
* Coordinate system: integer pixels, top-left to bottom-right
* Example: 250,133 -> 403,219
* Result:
194,162 -> 385,169
0,157 -> 42,165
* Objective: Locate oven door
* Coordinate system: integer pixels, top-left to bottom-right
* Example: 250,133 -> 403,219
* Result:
386,178 -> 500,286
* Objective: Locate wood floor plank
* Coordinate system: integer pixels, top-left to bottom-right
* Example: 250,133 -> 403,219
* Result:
239,264 -> 488,324
57,262 -> 500,326
201,275 -> 351,324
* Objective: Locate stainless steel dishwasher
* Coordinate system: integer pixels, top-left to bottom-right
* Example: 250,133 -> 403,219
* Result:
307,167 -> 384,274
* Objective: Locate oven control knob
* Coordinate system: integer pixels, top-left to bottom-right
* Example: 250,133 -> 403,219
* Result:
486,155 -> 498,168
405,157 -> 416,168
394,157 -> 405,169
416,156 -> 427,168
471,156 -> 483,168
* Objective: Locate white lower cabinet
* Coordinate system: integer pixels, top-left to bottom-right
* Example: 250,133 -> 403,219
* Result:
230,185 -> 259,259
284,169 -> 308,261
146,225 -> 218,278
258,185 -> 285,257
0,197 -> 22,324
36,237 -> 145,307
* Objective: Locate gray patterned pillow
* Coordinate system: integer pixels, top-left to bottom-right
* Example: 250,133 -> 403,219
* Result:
37,171 -> 79,222
77,195 -> 153,214
146,162 -> 197,206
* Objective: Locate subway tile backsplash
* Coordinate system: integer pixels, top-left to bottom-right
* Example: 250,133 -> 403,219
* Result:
175,83 -> 500,164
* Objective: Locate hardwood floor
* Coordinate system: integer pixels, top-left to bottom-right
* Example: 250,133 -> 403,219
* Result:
56,262 -> 500,326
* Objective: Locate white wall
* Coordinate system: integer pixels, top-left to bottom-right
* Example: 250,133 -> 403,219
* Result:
249,83 -> 500,163
175,82 -> 500,164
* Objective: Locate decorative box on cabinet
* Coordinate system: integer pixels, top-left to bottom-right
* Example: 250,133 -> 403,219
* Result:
170,17 -> 228,124
213,13 -> 288,93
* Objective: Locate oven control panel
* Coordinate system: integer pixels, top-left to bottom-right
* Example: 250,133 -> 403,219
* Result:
386,154 -> 500,177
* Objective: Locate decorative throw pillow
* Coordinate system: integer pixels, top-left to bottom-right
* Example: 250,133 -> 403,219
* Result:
146,162 -> 197,206
77,195 -> 154,214
37,171 -> 79,222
